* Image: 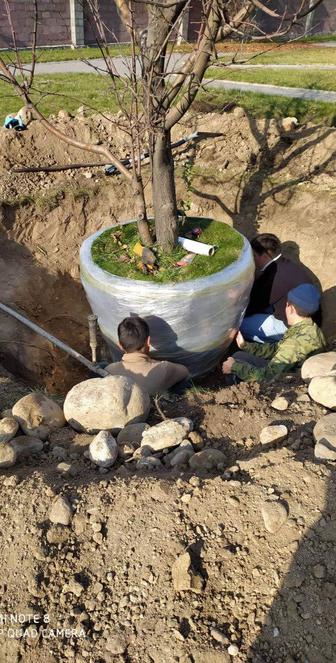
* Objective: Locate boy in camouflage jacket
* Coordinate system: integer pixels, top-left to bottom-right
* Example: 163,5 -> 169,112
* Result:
223,283 -> 325,383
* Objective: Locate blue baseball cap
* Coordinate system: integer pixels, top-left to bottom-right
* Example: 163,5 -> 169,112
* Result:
287,283 -> 320,314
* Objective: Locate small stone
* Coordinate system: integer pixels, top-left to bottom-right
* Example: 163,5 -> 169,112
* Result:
56,462 -> 73,475
211,627 -> 227,644
49,495 -> 73,526
261,501 -> 288,533
309,375 -> 336,410
188,431 -> 204,450
233,106 -> 245,119
302,351 -> 336,381
105,633 -> 127,655
171,552 -> 204,593
47,525 -> 71,545
0,443 -> 17,468
312,564 -> 326,579
171,449 -> 194,467
117,423 -> 150,446
10,435 -> 43,457
136,456 -> 162,470
228,644 -> 239,657
260,425 -> 288,445
89,431 -> 118,468
3,475 -> 19,487
271,396 -> 289,411
63,579 -> 84,597
173,417 -> 193,433
313,413 -> 336,460
141,419 -> 191,452
0,417 -> 19,443
189,448 -> 226,471
281,116 -> 298,132
181,493 -> 192,504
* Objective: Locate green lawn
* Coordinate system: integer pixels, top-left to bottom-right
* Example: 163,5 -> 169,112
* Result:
1,44 -> 132,64
205,67 -> 336,92
91,218 -> 244,284
0,74 -> 123,117
1,72 -> 335,128
216,47 -> 336,66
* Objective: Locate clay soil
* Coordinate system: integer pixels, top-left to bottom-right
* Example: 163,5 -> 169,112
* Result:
0,109 -> 336,663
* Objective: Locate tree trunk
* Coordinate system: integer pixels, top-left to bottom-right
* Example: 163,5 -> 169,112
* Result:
152,130 -> 178,252
132,174 -> 153,246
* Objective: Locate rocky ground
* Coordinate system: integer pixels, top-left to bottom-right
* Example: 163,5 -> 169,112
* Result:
0,354 -> 336,663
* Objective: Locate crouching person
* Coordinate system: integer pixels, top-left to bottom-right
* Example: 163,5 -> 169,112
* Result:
106,316 -> 190,395
222,284 -> 325,383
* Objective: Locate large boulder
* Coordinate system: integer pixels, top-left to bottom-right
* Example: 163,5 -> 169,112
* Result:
12,394 -> 65,440
314,413 -> 336,461
302,352 -> 336,381
63,376 -> 150,434
308,375 -> 336,410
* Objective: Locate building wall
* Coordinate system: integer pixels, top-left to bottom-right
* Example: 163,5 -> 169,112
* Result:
256,0 -> 336,36
0,0 -> 71,49
83,0 -> 147,44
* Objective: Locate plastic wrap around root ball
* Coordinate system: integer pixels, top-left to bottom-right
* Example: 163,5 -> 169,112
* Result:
80,224 -> 254,377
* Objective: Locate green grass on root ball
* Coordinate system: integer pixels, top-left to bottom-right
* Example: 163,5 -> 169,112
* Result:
91,218 -> 244,284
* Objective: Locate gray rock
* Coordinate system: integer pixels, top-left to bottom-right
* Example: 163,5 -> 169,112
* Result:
64,376 -> 150,434
260,425 -> 288,445
10,435 -> 43,457
56,462 -> 73,476
261,501 -> 288,533
210,628 -> 228,644
117,423 -> 150,445
49,495 -> 73,526
141,419 -> 190,452
12,393 -> 65,441
171,552 -> 204,593
189,448 -> 226,471
314,413 -> 336,460
302,351 -> 336,381
0,443 -> 17,468
0,417 -> 19,443
271,396 -> 289,411
63,579 -> 84,597
173,417 -> 193,433
171,449 -> 194,467
309,375 -> 336,410
89,431 -> 118,468
137,456 -> 163,470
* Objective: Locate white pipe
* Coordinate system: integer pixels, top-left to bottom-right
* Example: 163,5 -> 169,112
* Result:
0,302 -> 108,378
177,236 -> 217,257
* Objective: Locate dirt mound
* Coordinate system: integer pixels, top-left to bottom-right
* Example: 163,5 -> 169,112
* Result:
0,110 -> 335,390
0,366 -> 335,663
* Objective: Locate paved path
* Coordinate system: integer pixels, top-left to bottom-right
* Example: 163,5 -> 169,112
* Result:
207,79 -> 336,103
23,56 -> 336,103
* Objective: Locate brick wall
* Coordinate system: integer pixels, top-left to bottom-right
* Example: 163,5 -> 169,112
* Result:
0,0 -> 71,48
83,0 -> 147,45
256,0 -> 336,36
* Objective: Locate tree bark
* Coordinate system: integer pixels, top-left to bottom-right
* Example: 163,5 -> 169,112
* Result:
132,174 -> 153,246
152,130 -> 178,252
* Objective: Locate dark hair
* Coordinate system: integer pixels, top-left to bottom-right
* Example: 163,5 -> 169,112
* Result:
251,233 -> 281,258
286,301 -> 310,318
118,317 -> 149,352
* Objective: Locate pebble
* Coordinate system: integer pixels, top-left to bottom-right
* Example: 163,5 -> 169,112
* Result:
188,431 -> 204,450
171,552 -> 203,593
0,443 -> 17,468
260,425 -> 288,445
105,633 -> 127,655
189,448 -> 226,471
228,643 -> 239,656
271,396 -> 289,411
261,501 -> 289,533
313,563 -> 326,579
210,627 -> 228,644
10,435 -> 44,457
49,495 -> 73,526
141,419 -> 192,452
0,417 -> 19,443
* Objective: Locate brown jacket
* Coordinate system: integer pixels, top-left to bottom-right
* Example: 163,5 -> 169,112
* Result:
106,352 -> 189,395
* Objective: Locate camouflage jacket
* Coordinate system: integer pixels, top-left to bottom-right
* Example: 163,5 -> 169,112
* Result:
232,319 -> 326,382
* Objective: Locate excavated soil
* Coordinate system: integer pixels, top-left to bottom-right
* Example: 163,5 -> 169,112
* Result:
0,366 -> 336,663
0,110 -> 336,663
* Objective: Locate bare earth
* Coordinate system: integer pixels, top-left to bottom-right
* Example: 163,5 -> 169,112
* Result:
0,109 -> 336,663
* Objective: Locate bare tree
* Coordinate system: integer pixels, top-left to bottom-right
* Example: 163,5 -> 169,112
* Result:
0,0 -> 324,251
